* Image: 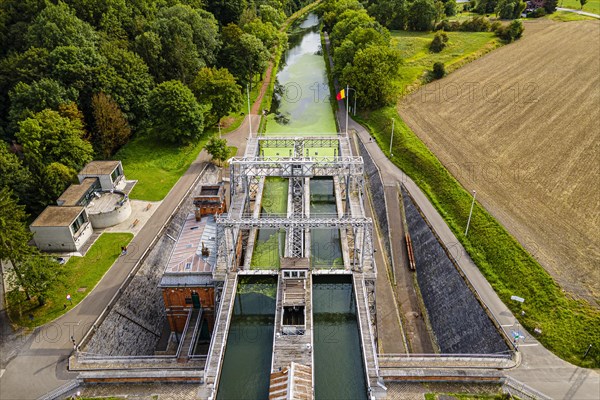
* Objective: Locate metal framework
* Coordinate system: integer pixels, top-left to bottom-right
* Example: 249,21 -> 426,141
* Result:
288,177 -> 305,258
215,215 -> 374,272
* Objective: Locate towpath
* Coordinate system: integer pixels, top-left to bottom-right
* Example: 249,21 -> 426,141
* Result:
325,32 -> 599,400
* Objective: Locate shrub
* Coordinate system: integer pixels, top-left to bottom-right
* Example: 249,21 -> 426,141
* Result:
495,19 -> 524,42
490,21 -> 503,31
432,61 -> 446,79
435,19 -> 461,31
528,7 -> 547,17
430,32 -> 449,52
460,16 -> 491,32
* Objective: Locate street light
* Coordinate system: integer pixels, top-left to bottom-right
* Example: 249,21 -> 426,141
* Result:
465,190 -> 477,236
389,118 -> 395,156
247,84 -> 252,137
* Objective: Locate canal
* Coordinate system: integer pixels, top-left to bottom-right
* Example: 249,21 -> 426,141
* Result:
216,277 -> 277,400
313,275 -> 367,399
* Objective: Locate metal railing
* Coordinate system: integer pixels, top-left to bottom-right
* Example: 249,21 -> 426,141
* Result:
176,308 -> 194,357
502,376 -> 552,400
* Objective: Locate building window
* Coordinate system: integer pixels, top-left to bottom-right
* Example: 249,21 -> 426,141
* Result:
110,166 -> 122,183
70,212 -> 88,235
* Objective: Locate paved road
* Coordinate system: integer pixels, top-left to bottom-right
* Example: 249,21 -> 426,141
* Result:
0,117 -> 255,400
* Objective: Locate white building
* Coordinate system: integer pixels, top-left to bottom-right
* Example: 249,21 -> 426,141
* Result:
78,160 -> 126,191
30,206 -> 93,252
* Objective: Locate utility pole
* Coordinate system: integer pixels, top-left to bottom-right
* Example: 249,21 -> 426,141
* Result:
465,190 -> 477,236
389,118 -> 395,156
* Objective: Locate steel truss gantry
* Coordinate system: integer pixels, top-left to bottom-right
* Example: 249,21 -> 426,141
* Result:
215,215 -> 374,272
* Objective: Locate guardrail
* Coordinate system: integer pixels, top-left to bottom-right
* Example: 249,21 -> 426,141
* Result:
502,376 -> 552,400
187,308 -> 204,358
176,308 -> 193,357
37,380 -> 80,400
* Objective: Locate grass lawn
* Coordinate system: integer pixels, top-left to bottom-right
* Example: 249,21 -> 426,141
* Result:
355,107 -> 600,368
559,0 -> 600,14
545,10 -> 598,20
113,135 -> 209,201
391,30 -> 500,94
7,233 -> 133,328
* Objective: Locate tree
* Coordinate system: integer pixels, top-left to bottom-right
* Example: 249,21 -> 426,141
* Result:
330,9 -> 380,47
0,188 -> 36,299
98,43 -> 155,120
259,4 -> 286,27
444,0 -> 458,16
8,78 -> 79,133
0,144 -> 32,203
147,80 -> 205,144
243,19 -> 286,50
26,1 -> 98,50
207,0 -> 248,25
191,67 -> 243,126
494,19 -> 524,41
474,0 -> 498,14
16,109 -> 93,171
408,0 -> 437,31
580,0 -> 588,9
434,1 -> 446,24
219,25 -> 270,89
205,135 -> 229,165
333,27 -> 390,75
42,162 -> 78,202
92,92 -> 131,158
136,4 -> 220,83
368,0 -> 408,30
7,253 -> 66,306
341,45 -> 402,109
495,0 -> 526,19
544,0 -> 558,13
49,45 -> 106,93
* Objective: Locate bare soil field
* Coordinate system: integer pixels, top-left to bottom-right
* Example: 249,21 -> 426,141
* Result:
399,19 -> 600,307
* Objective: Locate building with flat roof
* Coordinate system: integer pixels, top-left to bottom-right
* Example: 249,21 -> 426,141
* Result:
159,213 -> 218,333
30,160 -> 134,253
78,160 -> 125,191
193,183 -> 227,221
30,206 -> 93,252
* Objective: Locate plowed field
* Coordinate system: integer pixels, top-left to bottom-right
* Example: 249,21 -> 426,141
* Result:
399,20 -> 600,306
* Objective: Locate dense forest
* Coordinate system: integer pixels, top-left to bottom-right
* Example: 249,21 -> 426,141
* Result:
0,0 -> 310,217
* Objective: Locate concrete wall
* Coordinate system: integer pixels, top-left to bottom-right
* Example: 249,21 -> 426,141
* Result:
356,137 -> 391,264
89,199 -> 132,229
31,223 -> 93,252
402,189 -> 509,354
84,164 -> 221,356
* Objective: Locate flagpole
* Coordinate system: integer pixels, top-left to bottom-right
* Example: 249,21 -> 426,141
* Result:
345,84 -> 349,136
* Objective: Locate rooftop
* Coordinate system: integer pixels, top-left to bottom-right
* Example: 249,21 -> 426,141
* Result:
57,178 -> 99,206
79,160 -> 120,176
87,192 -> 127,214
31,206 -> 85,227
163,214 -> 217,275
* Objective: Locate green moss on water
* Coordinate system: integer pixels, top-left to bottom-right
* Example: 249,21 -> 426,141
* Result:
261,177 -> 288,215
251,232 -> 283,269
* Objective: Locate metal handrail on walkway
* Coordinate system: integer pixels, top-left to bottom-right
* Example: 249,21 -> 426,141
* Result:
176,308 -> 193,357
502,376 -> 552,400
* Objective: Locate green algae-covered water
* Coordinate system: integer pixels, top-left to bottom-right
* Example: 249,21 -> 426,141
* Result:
313,275 -> 368,399
266,13 -> 336,135
251,177 -> 288,269
310,178 -> 343,268
216,277 -> 277,400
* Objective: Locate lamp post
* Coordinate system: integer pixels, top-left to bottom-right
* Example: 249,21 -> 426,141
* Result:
465,190 -> 477,236
247,84 -> 252,137
389,118 -> 395,156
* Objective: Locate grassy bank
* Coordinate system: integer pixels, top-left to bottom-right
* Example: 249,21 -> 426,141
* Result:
545,10 -> 598,21
356,107 -> 600,368
391,30 -> 500,94
560,0 -> 600,14
8,233 -> 133,328
113,135 -> 209,201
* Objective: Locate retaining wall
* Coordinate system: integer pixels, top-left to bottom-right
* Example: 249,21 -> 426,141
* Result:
402,188 -> 509,354
84,165 -> 221,356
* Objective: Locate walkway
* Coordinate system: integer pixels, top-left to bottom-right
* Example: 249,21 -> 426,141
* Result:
557,7 -> 600,18
339,101 -> 600,400
0,115 -> 257,400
